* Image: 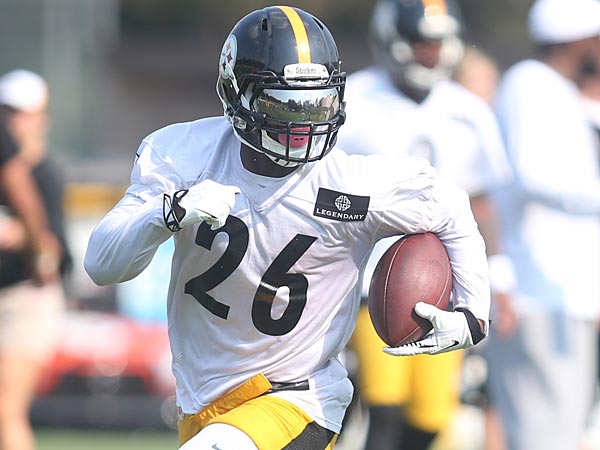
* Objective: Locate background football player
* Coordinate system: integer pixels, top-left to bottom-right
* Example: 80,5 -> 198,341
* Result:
84,6 -> 491,450
337,1 -> 516,449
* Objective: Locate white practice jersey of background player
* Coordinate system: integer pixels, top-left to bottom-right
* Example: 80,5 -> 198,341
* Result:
495,60 -> 600,320
337,66 -> 511,294
84,115 -> 490,434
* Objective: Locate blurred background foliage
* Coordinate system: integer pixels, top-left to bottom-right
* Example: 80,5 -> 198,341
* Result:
0,0 -> 535,185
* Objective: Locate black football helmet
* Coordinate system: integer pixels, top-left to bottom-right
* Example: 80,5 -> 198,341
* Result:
217,6 -> 346,166
370,0 -> 464,94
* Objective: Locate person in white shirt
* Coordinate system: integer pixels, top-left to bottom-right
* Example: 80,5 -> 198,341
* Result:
337,1 -> 515,449
487,1 -> 600,449
84,6 -> 491,450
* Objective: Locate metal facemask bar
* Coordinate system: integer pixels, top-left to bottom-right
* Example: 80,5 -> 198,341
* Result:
233,70 -> 346,162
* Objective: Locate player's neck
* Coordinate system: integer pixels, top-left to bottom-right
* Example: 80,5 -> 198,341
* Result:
240,144 -> 300,178
396,80 -> 429,104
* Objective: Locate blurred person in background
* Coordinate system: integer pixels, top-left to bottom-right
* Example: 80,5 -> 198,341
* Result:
453,46 -> 501,106
576,25 -> 600,450
0,69 -> 70,450
84,5 -> 492,449
337,1 -> 515,449
581,52 -> 600,140
0,113 -> 60,286
453,45 -> 513,450
487,0 -> 600,449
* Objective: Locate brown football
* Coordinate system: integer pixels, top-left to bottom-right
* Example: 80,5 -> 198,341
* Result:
367,233 -> 452,347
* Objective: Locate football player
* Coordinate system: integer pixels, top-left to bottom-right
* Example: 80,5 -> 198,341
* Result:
337,1 -> 516,449
84,6 -> 490,450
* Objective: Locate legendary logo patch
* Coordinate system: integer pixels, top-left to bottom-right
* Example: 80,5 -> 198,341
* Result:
314,188 -> 370,222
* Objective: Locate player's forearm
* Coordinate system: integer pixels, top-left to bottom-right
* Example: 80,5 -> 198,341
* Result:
84,194 -> 171,285
428,181 -> 491,327
469,194 -> 502,255
469,194 -> 517,296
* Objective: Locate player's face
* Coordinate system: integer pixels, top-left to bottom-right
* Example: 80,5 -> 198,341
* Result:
254,86 -> 342,162
581,36 -> 600,76
411,40 -> 443,69
5,108 -> 49,146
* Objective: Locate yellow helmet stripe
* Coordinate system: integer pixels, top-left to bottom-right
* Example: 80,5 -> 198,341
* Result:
422,0 -> 448,14
278,6 -> 311,63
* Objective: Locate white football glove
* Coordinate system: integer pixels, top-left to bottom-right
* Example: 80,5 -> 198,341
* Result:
163,180 -> 240,231
383,302 -> 485,356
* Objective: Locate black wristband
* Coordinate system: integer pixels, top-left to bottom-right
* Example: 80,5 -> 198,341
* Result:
455,307 -> 487,345
162,189 -> 188,232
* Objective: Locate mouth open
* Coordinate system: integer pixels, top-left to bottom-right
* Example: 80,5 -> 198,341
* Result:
277,127 -> 311,148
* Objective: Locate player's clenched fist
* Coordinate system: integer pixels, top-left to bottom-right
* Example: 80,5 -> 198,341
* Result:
163,179 -> 240,231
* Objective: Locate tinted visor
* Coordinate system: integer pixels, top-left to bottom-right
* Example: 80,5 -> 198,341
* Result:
255,87 -> 340,123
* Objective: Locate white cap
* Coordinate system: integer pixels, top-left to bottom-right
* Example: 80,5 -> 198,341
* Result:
528,0 -> 600,44
0,69 -> 49,112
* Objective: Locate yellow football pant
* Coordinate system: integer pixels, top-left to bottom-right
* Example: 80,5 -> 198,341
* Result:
350,306 -> 463,433
178,373 -> 337,449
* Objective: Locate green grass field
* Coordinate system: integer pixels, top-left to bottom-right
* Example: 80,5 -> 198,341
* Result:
36,428 -> 179,450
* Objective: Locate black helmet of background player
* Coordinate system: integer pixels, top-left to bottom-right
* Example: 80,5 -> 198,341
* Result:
217,6 -> 346,167
370,0 -> 464,98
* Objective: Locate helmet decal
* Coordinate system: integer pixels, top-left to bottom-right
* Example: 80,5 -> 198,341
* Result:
422,0 -> 448,16
277,6 -> 311,63
219,35 -> 237,80
419,0 -> 459,36
283,63 -> 329,81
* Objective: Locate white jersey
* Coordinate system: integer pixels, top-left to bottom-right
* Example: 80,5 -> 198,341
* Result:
84,116 -> 490,432
338,66 -> 511,196
338,66 -> 510,296
495,59 -> 600,320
